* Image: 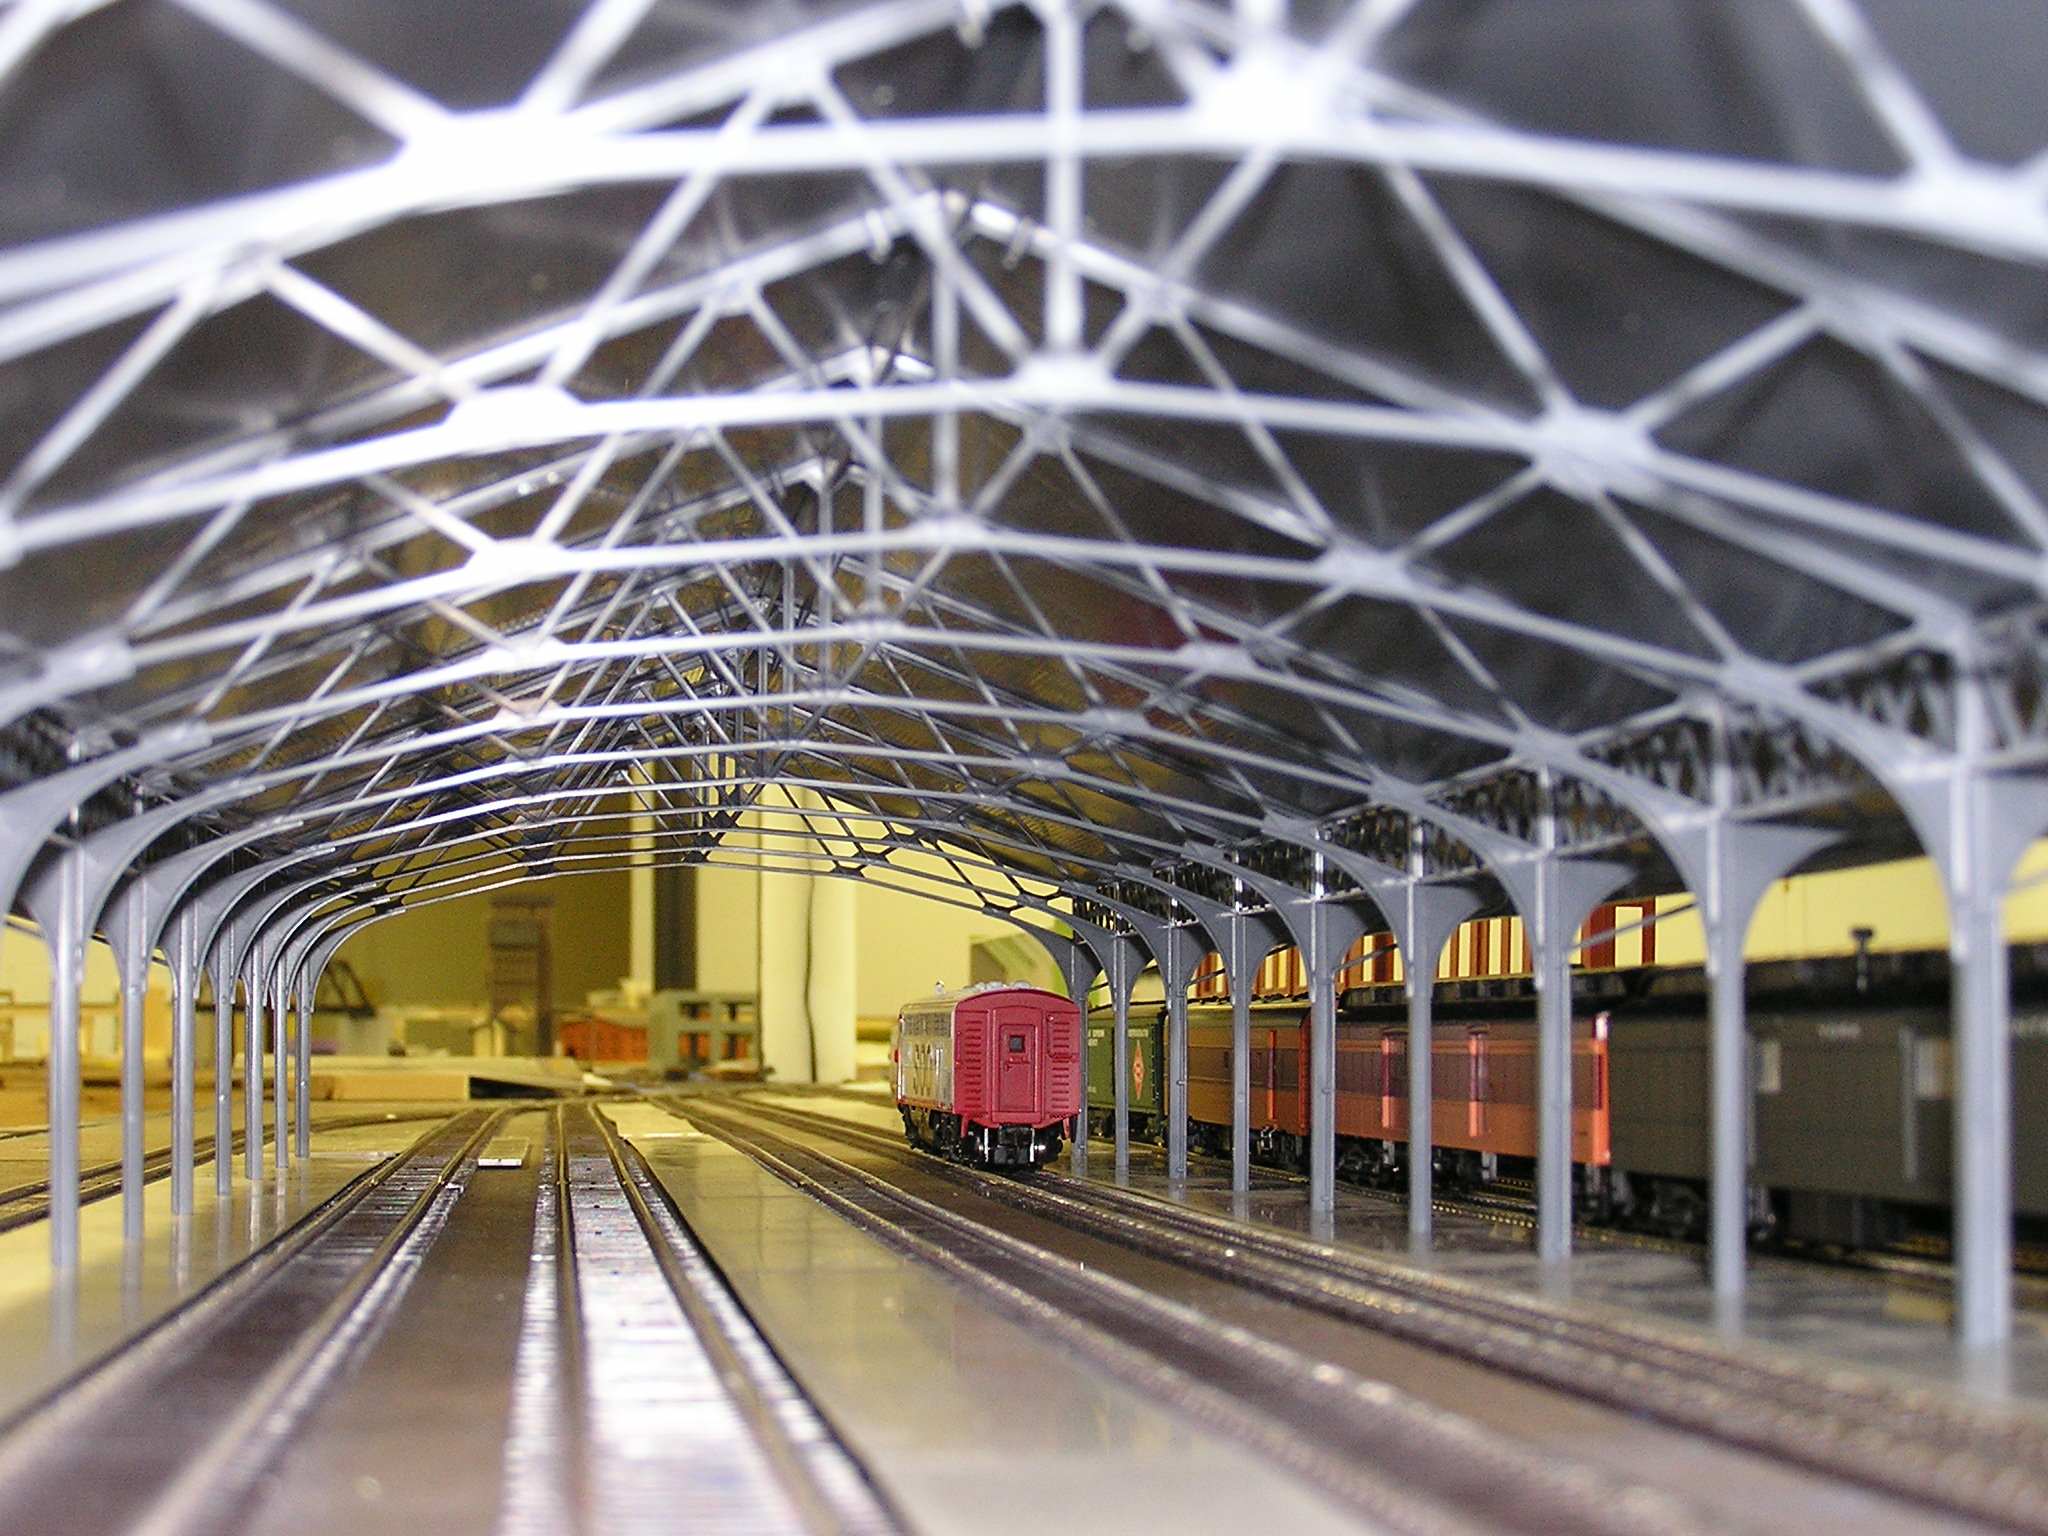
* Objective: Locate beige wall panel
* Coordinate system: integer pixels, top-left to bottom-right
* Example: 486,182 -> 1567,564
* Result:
334,871 -> 630,1012
851,882 -> 1007,1016
695,859 -> 760,994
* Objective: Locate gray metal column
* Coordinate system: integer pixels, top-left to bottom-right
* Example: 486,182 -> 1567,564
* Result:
1144,878 -> 1278,1198
1404,943 -> 1436,1237
1677,815 -> 1831,1305
1230,944 -> 1252,1191
1205,901 -> 1283,1195
1393,875 -> 1481,1244
1164,970 -> 1190,1182
1950,823 -> 2010,1350
1301,891 -> 1371,1218
166,904 -> 201,1217
1531,852 -> 1577,1265
1704,915 -> 1747,1299
1275,890 -> 1371,1219
210,950 -> 235,1198
1814,678 -> 2047,1346
1230,865 -> 1371,1219
1500,822 -> 1627,1266
1935,738 -> 2048,1347
243,964 -> 265,1183
38,848 -> 88,1274
1119,914 -> 1202,1185
1305,907 -> 1338,1213
294,968 -> 314,1160
1107,939 -> 1139,1177
114,894 -> 149,1245
270,963 -> 289,1173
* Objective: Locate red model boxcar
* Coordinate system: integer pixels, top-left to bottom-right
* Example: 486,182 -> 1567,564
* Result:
893,984 -> 1081,1167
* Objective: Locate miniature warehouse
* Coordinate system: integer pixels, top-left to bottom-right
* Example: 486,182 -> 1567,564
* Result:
1,2 -> 2048,1533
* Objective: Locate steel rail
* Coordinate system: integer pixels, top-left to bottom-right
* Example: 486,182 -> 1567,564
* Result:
675,1094 -> 1712,1536
548,1103 -> 595,1536
0,1107 -> 459,1234
0,1107 -> 505,1536
721,1092 -> 2048,1536
1121,1130 -> 2048,1307
586,1106 -> 904,1536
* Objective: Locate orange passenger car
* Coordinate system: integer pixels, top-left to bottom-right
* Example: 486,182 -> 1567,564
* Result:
1184,1005 -> 1612,1174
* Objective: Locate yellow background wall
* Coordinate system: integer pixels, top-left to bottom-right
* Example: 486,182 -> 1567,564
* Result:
335,869 -> 632,1011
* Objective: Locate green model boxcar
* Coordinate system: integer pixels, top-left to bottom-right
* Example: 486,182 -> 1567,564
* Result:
1086,1004 -> 1163,1140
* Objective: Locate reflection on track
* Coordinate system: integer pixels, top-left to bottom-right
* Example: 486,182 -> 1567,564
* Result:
700,1092 -> 2048,1536
679,1094 -> 1702,1536
0,1109 -> 459,1235
0,1101 -> 901,1536
497,1105 -> 898,1536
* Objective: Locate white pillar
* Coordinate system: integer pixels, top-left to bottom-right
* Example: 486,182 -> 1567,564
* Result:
628,811 -> 655,1000
808,875 -> 858,1084
758,865 -> 814,1082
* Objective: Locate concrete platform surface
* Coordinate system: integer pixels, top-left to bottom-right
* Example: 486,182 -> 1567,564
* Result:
769,1090 -> 2048,1405
611,1099 -> 1382,1536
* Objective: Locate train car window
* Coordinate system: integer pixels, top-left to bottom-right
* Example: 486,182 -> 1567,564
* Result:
1008,1033 -> 1026,1053
1913,1036 -> 1951,1100
1755,1037 -> 1783,1095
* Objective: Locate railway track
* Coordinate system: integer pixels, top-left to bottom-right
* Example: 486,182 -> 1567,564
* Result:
0,1108 -> 459,1234
678,1093 -> 1729,1536
0,1101 -> 901,1536
1074,1112 -> 2048,1306
707,1093 -> 2048,1536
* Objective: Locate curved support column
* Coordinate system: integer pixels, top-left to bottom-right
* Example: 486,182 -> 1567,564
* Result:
1660,816 -> 1835,1306
1058,911 -> 1145,1176
21,847 -> 88,1274
185,867 -> 287,1192
1160,887 -> 1287,1195
268,957 -> 290,1173
105,890 -> 151,1245
1018,920 -> 1103,1008
279,915 -> 353,1165
1917,764 -> 2048,1348
206,939 -> 235,1198
1384,874 -> 1483,1243
1105,939 -> 1144,1178
1232,864 -> 1374,1220
164,903 -> 203,1216
0,730 -> 204,967
1109,904 -> 1207,1184
1219,910 -> 1287,1195
1859,677 -> 2048,1348
1490,841 -> 1628,1264
296,970 -> 313,1159
242,958 -> 265,1183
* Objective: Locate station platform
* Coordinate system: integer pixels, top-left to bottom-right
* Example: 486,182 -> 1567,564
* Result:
612,1101 -> 1373,1536
770,1086 -> 2048,1403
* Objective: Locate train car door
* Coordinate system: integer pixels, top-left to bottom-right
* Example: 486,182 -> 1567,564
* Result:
1467,1029 -> 1488,1140
993,1004 -> 1042,1114
1380,1031 -> 1403,1137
